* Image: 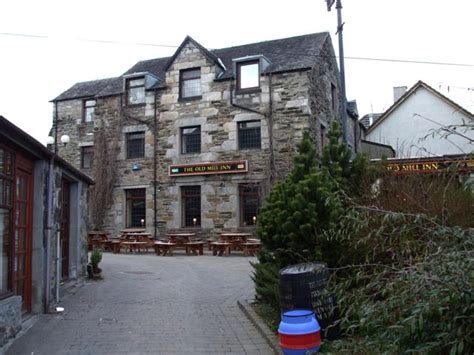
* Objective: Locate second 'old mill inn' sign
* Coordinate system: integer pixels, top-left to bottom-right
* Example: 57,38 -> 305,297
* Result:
168,161 -> 248,177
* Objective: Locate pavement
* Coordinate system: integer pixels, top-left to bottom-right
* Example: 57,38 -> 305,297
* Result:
6,252 -> 274,355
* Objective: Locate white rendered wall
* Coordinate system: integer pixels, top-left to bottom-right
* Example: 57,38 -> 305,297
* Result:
367,87 -> 474,158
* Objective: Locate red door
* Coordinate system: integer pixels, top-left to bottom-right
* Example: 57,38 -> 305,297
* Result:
13,155 -> 33,313
60,179 -> 70,280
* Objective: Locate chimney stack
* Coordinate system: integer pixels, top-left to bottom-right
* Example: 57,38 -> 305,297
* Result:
393,86 -> 408,102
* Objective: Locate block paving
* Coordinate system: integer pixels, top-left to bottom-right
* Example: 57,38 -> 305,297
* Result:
7,253 -> 273,354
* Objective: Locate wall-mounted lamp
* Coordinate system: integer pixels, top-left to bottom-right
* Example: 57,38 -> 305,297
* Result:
157,184 -> 162,192
219,182 -> 225,190
132,163 -> 141,171
253,216 -> 257,225
192,218 -> 197,226
140,218 -> 145,227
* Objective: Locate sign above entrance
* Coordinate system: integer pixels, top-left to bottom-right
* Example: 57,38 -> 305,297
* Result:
168,160 -> 248,177
386,158 -> 474,175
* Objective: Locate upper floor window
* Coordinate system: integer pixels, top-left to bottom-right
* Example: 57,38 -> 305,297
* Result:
179,68 -> 201,100
181,126 -> 201,154
83,99 -> 96,123
238,120 -> 261,150
331,83 -> 337,111
126,77 -> 145,105
126,132 -> 145,159
80,146 -> 94,169
237,60 -> 260,91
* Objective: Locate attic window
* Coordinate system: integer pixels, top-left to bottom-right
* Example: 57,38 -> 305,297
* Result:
237,60 -> 260,92
180,68 -> 201,100
126,77 -> 145,105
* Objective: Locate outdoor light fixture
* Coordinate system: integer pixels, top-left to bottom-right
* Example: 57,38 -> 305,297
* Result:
132,163 -> 141,171
193,218 -> 197,226
219,182 -> 225,190
60,134 -> 70,146
253,216 -> 257,225
46,136 -> 55,145
140,218 -> 145,227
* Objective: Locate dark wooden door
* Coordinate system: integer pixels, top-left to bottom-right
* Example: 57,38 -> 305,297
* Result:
60,179 -> 70,280
13,155 -> 33,313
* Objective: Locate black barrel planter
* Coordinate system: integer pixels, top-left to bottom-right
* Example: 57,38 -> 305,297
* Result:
279,262 -> 340,340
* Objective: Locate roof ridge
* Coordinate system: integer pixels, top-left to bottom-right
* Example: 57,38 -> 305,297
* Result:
211,32 -> 329,53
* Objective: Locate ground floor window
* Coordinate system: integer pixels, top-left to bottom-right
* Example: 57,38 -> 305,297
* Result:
181,186 -> 201,227
125,189 -> 146,228
0,147 -> 14,295
239,184 -> 260,226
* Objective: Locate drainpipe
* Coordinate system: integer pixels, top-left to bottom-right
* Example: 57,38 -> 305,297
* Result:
44,102 -> 58,313
153,90 -> 158,239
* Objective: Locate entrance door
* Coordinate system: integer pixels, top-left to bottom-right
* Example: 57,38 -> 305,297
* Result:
13,156 -> 33,313
60,179 -> 70,280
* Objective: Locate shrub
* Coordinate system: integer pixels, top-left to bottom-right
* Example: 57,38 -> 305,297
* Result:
90,248 -> 102,267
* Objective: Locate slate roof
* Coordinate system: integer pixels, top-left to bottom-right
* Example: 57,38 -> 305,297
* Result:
53,32 -> 330,102
366,80 -> 474,133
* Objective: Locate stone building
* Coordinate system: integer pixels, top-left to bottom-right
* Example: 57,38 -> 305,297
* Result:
0,116 -> 92,346
51,33 -> 355,237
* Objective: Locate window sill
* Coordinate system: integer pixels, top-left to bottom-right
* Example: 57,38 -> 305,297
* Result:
180,152 -> 201,156
178,95 -> 202,103
125,103 -> 146,108
236,88 -> 261,95
238,147 -> 262,151
126,156 -> 146,160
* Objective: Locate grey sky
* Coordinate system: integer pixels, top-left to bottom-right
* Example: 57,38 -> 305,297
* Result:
1,0 -> 473,143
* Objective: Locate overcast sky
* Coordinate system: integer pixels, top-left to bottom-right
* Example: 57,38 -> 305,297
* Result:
1,0 -> 473,143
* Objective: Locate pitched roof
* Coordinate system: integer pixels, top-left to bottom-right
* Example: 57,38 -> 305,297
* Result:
52,77 -> 120,102
53,32 -> 330,101
367,80 -> 474,133
0,116 -> 94,185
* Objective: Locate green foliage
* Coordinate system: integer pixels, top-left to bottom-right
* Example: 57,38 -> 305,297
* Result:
90,248 -> 102,267
253,123 -> 370,321
327,210 -> 473,354
251,258 -> 280,311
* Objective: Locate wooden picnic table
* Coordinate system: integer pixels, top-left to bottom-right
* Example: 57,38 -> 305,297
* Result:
154,233 -> 204,256
121,241 -> 149,253
210,233 -> 261,256
88,231 -> 111,250
120,228 -> 146,235
220,233 -> 253,251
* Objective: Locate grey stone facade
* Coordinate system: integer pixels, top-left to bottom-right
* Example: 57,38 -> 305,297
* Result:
52,33 -> 348,238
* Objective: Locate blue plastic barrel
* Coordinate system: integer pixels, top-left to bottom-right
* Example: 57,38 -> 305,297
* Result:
278,310 -> 321,354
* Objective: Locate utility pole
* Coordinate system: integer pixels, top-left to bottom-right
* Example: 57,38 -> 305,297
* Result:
327,0 -> 348,144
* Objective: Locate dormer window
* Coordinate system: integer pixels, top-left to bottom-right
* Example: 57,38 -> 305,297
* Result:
237,60 -> 260,92
180,68 -> 201,100
83,99 -> 96,123
126,77 -> 145,105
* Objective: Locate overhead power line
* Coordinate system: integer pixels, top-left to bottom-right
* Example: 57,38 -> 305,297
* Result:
1,31 -> 474,68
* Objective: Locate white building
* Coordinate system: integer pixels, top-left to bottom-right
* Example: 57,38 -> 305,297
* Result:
366,81 -> 474,158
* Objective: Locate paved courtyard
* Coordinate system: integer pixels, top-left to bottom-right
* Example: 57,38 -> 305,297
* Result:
7,252 -> 273,355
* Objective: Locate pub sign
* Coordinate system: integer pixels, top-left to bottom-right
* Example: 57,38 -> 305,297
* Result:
168,160 -> 248,177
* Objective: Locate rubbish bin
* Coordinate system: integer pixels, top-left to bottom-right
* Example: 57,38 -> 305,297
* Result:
280,263 -> 340,340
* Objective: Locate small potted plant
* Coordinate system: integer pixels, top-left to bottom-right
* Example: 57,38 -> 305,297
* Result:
88,248 -> 103,279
